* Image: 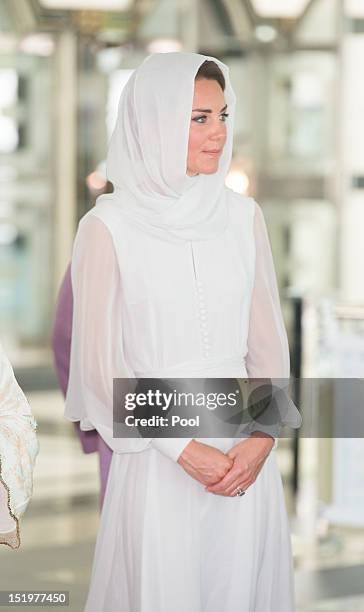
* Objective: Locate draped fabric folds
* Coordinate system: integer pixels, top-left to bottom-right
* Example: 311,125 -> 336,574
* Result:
94,52 -> 236,243
0,342 -> 39,548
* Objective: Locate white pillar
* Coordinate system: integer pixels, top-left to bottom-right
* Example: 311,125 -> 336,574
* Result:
178,0 -> 198,52
339,3 -> 364,301
53,30 -> 77,295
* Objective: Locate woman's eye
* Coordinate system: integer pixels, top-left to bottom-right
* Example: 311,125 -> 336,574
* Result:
192,115 -> 207,124
191,112 -> 229,124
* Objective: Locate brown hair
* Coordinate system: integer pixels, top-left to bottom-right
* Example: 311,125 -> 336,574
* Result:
195,60 -> 225,91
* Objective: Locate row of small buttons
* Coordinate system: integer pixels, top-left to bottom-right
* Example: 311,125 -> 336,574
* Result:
196,280 -> 210,358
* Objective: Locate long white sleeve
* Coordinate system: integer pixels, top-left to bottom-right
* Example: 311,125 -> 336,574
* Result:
65,215 -> 191,462
245,202 -> 302,442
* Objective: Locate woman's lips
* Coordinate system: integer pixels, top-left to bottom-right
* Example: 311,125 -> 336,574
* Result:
202,150 -> 221,157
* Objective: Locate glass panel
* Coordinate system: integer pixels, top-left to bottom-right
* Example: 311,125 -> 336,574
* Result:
266,52 -> 336,172
0,50 -> 54,359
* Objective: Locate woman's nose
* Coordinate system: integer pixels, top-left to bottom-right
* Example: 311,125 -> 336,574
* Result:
209,118 -> 226,141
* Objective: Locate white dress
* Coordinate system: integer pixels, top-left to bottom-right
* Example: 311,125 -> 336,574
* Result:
66,194 -> 301,611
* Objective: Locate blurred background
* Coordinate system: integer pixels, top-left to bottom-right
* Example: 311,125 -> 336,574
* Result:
0,0 -> 364,610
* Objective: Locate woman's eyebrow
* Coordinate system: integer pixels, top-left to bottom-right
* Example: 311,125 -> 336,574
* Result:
192,104 -> 228,113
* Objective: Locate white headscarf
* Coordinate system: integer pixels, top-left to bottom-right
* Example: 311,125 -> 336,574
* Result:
96,52 -> 236,243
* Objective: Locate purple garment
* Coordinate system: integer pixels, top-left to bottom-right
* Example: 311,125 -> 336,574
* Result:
52,263 -> 112,506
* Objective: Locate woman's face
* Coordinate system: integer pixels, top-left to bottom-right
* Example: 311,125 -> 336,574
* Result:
187,78 -> 228,176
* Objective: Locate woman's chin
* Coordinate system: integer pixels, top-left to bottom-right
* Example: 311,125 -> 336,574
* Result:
197,162 -> 220,175
186,160 -> 221,176
202,167 -> 219,175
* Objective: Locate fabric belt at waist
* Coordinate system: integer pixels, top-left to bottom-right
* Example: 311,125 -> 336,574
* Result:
134,352 -> 247,379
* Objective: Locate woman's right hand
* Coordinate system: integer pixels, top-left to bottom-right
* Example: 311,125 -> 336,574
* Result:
177,439 -> 233,487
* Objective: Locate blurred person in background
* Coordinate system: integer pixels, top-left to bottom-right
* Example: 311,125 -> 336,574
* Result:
0,341 -> 39,549
52,181 -> 114,509
65,53 -> 302,611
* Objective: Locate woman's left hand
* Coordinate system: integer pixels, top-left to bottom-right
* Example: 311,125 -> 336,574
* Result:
205,432 -> 274,497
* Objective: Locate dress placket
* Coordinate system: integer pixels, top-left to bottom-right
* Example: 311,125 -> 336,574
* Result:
190,243 -> 211,360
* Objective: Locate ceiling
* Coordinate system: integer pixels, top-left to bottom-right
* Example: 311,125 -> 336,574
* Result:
0,0 -> 340,49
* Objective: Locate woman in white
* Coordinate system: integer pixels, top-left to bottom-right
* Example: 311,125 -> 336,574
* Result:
0,342 -> 39,549
65,53 -> 302,611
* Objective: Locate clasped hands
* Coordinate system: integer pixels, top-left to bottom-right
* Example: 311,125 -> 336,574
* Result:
177,433 -> 274,497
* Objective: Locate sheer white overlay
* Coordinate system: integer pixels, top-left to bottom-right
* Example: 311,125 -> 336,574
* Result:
66,201 -> 301,461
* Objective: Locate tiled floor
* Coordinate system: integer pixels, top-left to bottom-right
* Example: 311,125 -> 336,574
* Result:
1,390 -> 364,612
